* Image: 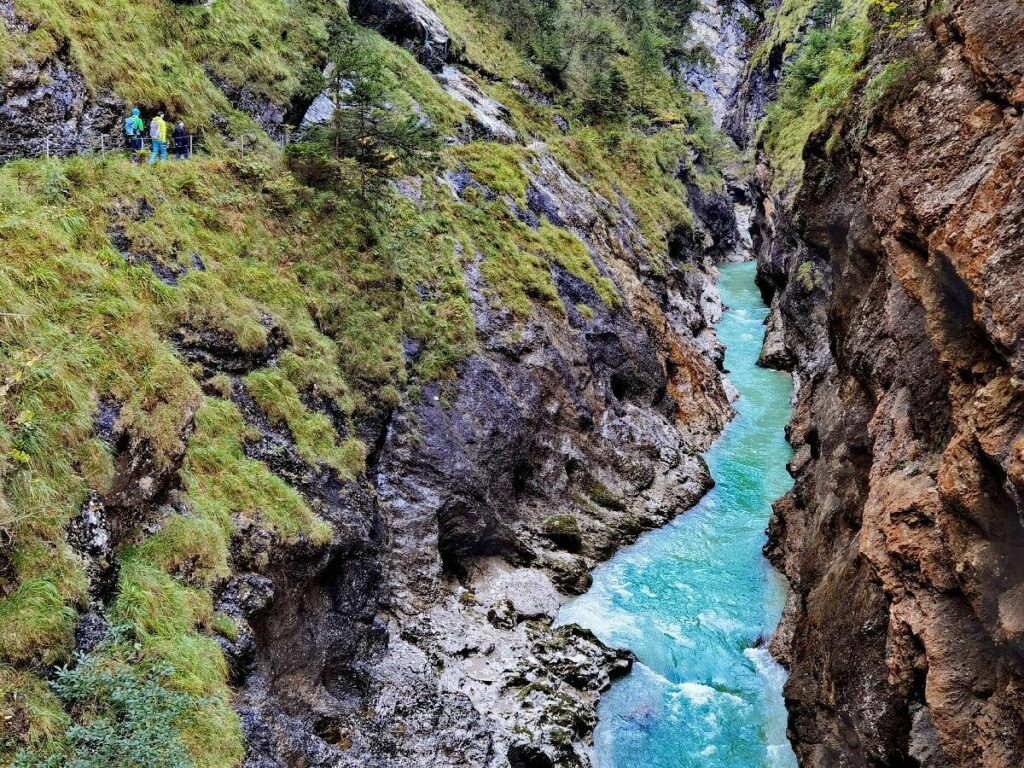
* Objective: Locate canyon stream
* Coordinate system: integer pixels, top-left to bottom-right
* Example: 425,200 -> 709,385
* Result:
557,261 -> 798,768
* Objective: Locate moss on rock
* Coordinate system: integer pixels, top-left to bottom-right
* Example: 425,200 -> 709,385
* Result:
542,514 -> 583,551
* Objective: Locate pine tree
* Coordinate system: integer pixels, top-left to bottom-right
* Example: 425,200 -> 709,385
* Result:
634,27 -> 664,112
290,25 -> 439,206
582,65 -> 630,124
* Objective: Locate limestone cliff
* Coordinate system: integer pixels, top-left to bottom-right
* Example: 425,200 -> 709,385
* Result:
754,1 -> 1024,765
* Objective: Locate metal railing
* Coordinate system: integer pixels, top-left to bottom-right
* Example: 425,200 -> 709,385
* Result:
5,126 -> 301,165
38,133 -> 205,160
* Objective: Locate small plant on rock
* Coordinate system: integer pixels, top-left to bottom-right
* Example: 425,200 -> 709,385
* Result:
14,630 -> 203,768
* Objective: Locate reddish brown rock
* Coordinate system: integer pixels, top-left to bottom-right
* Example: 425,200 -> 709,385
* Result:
757,1 -> 1024,766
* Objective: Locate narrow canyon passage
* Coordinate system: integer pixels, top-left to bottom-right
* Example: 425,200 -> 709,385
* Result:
558,262 -> 796,767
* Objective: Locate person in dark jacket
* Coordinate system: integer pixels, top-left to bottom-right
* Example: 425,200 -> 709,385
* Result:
172,121 -> 189,160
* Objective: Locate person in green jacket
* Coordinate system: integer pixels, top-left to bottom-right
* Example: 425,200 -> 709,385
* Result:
124,107 -> 144,151
149,113 -> 168,164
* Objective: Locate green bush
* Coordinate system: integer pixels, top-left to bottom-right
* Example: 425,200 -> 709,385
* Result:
14,639 -> 202,768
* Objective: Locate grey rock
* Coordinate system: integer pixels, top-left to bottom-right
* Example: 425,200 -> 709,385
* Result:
300,92 -> 336,128
73,612 -> 110,655
438,66 -> 517,142
170,319 -> 289,378
349,0 -> 452,72
219,573 -> 277,620
94,397 -> 122,446
212,74 -> 287,136
679,0 -> 759,131
757,296 -> 794,369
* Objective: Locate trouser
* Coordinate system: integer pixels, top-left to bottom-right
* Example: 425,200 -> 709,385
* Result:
128,136 -> 142,150
149,140 -> 167,163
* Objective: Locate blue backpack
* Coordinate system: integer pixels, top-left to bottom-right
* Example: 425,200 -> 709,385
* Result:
124,116 -> 138,137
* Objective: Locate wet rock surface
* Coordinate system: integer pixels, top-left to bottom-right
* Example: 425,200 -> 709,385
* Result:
223,139 -> 730,765
756,3 -> 1024,766
0,2 -> 122,160
349,0 -> 452,72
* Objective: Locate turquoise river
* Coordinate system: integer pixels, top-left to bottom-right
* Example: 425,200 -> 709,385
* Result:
557,261 -> 798,768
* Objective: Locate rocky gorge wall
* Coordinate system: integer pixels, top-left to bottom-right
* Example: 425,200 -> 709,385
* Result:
754,1 -> 1024,765
219,5 -> 739,766
237,143 -> 735,768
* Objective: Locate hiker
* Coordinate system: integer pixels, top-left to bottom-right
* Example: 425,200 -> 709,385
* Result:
124,107 -> 144,151
149,113 -> 168,164
172,121 -> 189,160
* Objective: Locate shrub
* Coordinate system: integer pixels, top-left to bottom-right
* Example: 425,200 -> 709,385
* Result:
14,646 -> 200,768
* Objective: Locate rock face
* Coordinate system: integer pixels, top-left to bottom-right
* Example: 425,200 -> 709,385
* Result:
0,3 -> 122,160
756,2 -> 1024,766
680,0 -> 759,131
224,137 -> 732,766
349,0 -> 452,72
437,66 -> 518,142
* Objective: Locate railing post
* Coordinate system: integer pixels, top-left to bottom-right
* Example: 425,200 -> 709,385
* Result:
45,136 -> 50,159
189,134 -> 193,158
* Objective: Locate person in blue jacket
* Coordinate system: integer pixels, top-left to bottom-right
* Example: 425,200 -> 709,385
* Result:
124,107 -> 144,151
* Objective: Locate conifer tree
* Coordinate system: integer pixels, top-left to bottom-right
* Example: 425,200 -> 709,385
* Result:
289,25 -> 439,205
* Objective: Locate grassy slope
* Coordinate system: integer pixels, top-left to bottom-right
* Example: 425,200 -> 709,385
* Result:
0,1 -> 727,765
757,0 -> 936,193
0,0 -> 331,138
755,0 -> 936,192
756,0 -> 875,190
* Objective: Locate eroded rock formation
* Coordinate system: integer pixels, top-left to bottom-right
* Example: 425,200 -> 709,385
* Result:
756,2 -> 1024,765
222,142 -> 733,766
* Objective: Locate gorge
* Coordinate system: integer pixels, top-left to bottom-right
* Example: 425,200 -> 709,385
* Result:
1,1 -> 1022,768
558,261 -> 797,768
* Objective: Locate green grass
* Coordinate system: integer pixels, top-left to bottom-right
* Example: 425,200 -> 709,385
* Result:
5,0 -> 333,135
0,0 -> 737,763
448,143 -> 534,202
0,665 -> 69,758
758,0 -> 871,190
184,397 -> 332,546
796,260 -> 822,290
0,578 -> 80,665
108,558 -> 242,768
427,0 -> 538,83
355,25 -> 473,136
244,368 -> 366,480
864,47 -> 939,114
